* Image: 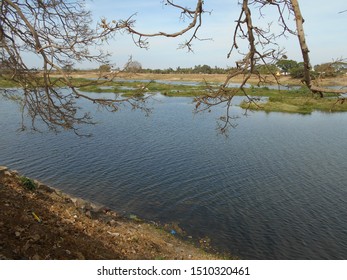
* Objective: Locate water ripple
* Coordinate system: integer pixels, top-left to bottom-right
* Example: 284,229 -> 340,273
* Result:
1,95 -> 347,259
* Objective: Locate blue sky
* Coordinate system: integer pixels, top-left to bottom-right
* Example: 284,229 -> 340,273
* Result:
85,1 -> 347,69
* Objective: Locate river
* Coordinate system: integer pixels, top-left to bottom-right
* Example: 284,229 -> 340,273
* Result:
1,91 -> 347,259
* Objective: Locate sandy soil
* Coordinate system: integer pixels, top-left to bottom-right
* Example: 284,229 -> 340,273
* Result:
0,167 -> 225,260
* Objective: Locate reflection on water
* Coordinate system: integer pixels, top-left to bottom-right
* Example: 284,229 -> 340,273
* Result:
1,92 -> 347,259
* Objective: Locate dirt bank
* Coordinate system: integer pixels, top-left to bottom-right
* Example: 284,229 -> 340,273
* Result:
0,167 -> 226,260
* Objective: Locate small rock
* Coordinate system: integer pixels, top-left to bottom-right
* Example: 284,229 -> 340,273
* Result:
63,218 -> 74,224
65,250 -> 71,255
38,184 -> 54,193
0,165 -> 8,169
75,252 -> 85,260
90,203 -> 107,212
108,219 -> 117,227
50,192 -> 61,201
15,231 -> 21,237
85,211 -> 92,219
32,254 -> 41,260
71,197 -> 87,209
107,231 -> 120,237
23,241 -> 31,251
31,234 -> 41,242
0,254 -> 9,260
55,190 -> 63,196
0,166 -> 8,178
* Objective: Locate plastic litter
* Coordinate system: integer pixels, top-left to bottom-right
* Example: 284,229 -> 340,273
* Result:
31,212 -> 42,223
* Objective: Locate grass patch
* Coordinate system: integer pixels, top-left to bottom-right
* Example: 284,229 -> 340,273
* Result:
79,80 -> 208,97
19,176 -> 37,191
0,77 -> 21,88
80,81 -> 347,114
0,76 -> 104,89
241,95 -> 347,114
3,76 -> 345,114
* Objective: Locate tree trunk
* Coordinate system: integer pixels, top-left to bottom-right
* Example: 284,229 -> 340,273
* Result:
290,0 -> 313,90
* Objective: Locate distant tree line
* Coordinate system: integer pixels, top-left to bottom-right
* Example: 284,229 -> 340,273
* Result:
127,60 -> 347,78
140,65 -> 234,75
8,60 -> 345,80
31,59 -> 344,80
18,60 -> 344,79
95,59 -> 347,78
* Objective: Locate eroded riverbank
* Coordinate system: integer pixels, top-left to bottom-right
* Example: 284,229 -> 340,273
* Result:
0,166 -> 226,260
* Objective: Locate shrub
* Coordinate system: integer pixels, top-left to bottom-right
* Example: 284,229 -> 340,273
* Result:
19,176 -> 37,191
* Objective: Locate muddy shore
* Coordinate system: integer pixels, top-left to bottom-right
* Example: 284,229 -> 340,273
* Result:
0,166 -> 227,260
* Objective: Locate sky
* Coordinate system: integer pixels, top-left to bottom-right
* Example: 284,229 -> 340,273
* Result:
39,1 -> 347,69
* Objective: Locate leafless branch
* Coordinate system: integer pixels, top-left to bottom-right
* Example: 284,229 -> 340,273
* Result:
0,0 -> 149,134
120,0 -> 208,51
1,0 -> 346,135
191,0 -> 346,133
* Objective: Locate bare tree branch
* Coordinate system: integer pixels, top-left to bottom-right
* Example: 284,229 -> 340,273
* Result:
120,0 -> 208,51
1,0 -> 346,135
0,0 -> 149,134
188,0 -> 346,132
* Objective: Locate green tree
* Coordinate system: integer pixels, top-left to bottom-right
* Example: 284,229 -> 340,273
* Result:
289,63 -> 305,78
276,59 -> 298,74
314,63 -> 345,77
99,64 -> 111,73
256,64 -> 280,75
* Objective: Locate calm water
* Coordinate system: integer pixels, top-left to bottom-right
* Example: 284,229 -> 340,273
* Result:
1,92 -> 347,259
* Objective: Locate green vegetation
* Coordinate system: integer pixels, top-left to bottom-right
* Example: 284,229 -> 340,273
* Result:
136,64 -> 233,75
99,64 -> 111,72
19,176 -> 37,191
80,80 -> 347,114
0,77 -> 20,88
79,80 -> 302,98
79,80 -> 208,97
0,76 -> 93,89
241,93 -> 347,114
105,58 -> 347,78
314,62 -> 347,78
2,76 -> 346,114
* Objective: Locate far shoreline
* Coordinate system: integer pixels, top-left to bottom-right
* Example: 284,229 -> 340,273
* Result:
57,71 -> 347,87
